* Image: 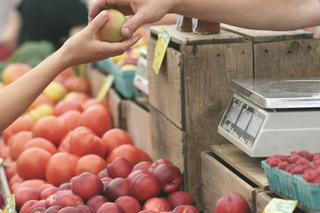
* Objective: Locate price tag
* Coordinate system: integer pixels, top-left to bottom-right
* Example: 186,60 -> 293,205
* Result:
96,75 -> 114,101
152,28 -> 171,74
263,198 -> 298,213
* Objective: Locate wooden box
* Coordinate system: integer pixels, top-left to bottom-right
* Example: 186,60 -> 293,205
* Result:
148,25 -> 320,202
122,100 -> 153,158
148,26 -> 253,201
201,144 -> 268,213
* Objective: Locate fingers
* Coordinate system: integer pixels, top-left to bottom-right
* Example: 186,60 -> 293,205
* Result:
88,0 -> 110,22
86,11 -> 109,33
121,11 -> 147,38
99,34 -> 141,56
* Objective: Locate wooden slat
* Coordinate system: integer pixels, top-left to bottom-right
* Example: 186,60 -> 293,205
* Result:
148,40 -> 184,129
222,24 -> 312,43
150,105 -> 185,172
150,25 -> 244,46
87,68 -> 107,97
254,39 -> 320,79
256,191 -> 272,213
183,41 -> 253,199
201,152 -> 255,213
211,144 -> 268,188
107,89 -> 122,128
123,101 -> 153,158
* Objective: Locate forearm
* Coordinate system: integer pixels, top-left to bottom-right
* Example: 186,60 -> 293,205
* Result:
173,0 -> 320,30
0,50 -> 68,131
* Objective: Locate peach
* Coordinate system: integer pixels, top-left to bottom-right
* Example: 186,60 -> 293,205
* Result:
143,198 -> 171,212
107,157 -> 132,178
40,186 -> 59,200
16,188 -> 40,208
104,178 -> 130,201
115,196 -> 141,213
71,172 -> 103,201
167,191 -> 194,209
87,195 -> 109,212
97,202 -> 125,213
96,9 -> 127,42
20,200 -> 47,213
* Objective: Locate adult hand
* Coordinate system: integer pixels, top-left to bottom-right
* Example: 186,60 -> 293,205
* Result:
59,10 -> 140,68
88,0 -> 178,38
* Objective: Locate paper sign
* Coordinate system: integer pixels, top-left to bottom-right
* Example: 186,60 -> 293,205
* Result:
152,28 -> 171,74
96,75 -> 114,101
263,198 -> 298,213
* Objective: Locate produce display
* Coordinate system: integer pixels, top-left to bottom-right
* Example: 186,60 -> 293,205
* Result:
263,151 -> 320,211
0,63 -> 200,212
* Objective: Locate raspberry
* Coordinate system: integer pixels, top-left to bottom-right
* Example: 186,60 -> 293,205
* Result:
278,162 -> 289,170
296,158 -> 309,166
288,154 -> 301,164
303,169 -> 320,183
297,150 -> 313,161
267,157 -> 280,167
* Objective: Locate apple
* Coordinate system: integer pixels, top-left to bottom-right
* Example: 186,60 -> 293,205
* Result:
138,211 -> 157,213
71,172 -> 103,201
98,169 -> 109,179
214,193 -> 250,213
129,174 -> 160,201
143,198 -> 171,212
59,183 -> 71,190
167,191 -> 194,209
96,9 -> 127,42
148,159 -> 173,175
107,157 -> 133,178
173,205 -> 199,213
153,164 -> 183,193
115,196 -> 141,213
127,170 -> 146,184
87,195 -> 109,212
104,178 -> 130,201
96,202 -> 125,213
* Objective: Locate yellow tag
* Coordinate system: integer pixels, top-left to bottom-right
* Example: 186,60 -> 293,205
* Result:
263,198 -> 298,213
152,28 -> 171,74
96,75 -> 114,101
0,158 -> 4,167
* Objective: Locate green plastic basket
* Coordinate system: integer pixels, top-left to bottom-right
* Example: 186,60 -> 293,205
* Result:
262,161 -> 320,211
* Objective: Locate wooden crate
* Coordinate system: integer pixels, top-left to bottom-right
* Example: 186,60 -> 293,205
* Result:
148,25 -> 253,202
148,25 -> 320,202
122,100 -> 153,158
201,144 -> 268,213
222,25 -> 320,79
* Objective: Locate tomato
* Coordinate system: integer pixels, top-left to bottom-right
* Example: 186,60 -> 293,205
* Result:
64,76 -> 91,94
9,131 -> 33,160
76,154 -> 107,175
59,110 -> 82,132
24,138 -> 57,154
54,100 -> 82,116
106,145 -> 143,165
102,129 -> 133,156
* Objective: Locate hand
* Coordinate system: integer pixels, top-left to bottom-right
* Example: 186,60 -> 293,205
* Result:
88,0 -> 178,38
58,10 -> 141,68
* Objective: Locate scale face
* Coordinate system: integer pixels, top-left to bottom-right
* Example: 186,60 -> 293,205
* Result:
218,79 -> 320,157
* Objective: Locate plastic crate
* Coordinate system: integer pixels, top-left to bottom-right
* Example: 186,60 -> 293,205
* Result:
262,161 -> 320,211
94,59 -> 141,99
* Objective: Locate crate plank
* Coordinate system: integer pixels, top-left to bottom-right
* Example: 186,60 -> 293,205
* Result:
107,89 -> 123,128
148,40 -> 184,129
222,24 -> 312,42
254,39 -> 320,79
211,144 -> 268,188
151,25 -> 243,46
201,152 -> 255,213
150,105 -> 185,172
87,68 -> 107,97
183,41 -> 253,198
123,101 -> 153,158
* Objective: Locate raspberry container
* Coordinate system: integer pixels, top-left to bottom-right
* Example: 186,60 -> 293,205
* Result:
262,161 -> 320,211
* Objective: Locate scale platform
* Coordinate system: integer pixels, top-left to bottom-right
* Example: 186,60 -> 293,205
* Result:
218,79 -> 320,157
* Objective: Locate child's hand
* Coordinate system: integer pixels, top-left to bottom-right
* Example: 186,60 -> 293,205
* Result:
58,10 -> 141,67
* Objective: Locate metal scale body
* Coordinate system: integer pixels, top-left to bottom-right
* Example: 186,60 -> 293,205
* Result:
218,79 -> 320,157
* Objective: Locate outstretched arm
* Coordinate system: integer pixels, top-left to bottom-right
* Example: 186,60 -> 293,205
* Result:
0,11 -> 140,131
89,0 -> 320,38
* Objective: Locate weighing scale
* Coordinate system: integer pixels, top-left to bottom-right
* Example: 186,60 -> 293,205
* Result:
218,79 -> 320,157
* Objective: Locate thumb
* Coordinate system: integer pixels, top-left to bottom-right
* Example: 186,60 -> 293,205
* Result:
121,12 -> 146,38
87,10 -> 109,33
